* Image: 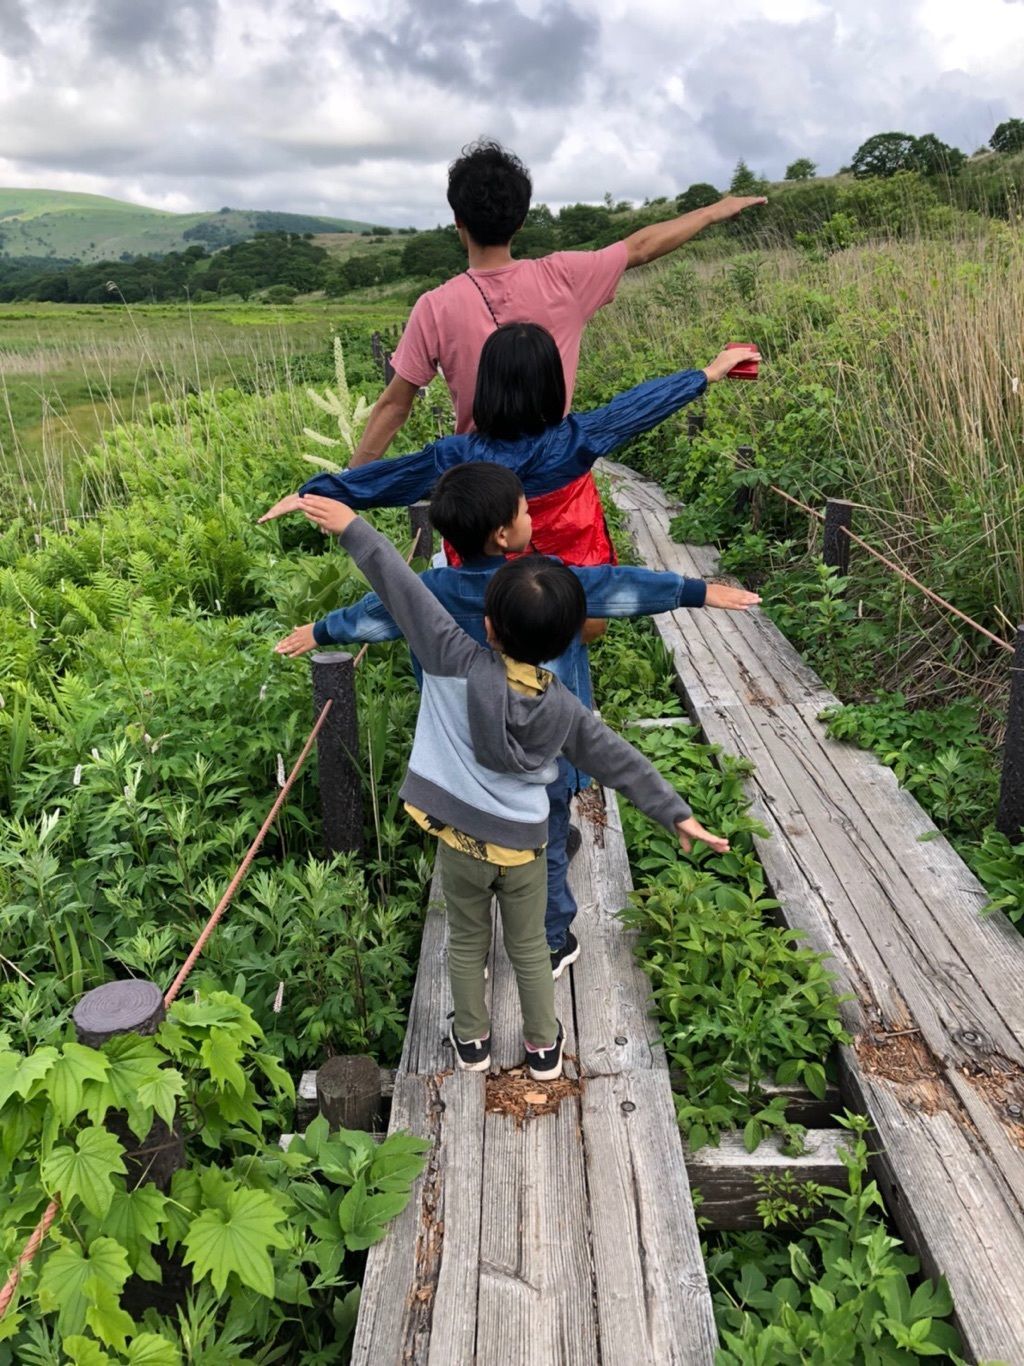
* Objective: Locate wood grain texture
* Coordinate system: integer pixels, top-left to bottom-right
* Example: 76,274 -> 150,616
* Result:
604,457 -> 1024,1365
583,1071 -> 717,1365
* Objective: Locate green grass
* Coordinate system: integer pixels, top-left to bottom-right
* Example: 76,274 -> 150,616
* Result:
0,187 -> 378,262
0,299 -> 407,500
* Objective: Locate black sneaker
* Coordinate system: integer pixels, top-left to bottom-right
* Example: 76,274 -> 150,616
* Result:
448,1022 -> 491,1071
525,1021 -> 565,1082
550,930 -> 580,981
566,825 -> 582,863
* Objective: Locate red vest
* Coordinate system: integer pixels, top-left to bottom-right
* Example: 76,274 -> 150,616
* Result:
445,472 -> 617,568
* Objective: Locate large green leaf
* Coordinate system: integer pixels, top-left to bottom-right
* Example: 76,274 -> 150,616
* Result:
47,1043 -> 110,1126
125,1333 -> 183,1366
182,1186 -> 289,1296
134,1066 -> 185,1127
63,1337 -> 114,1366
86,1280 -> 136,1353
84,1035 -> 168,1139
104,1182 -> 168,1281
338,1177 -> 409,1251
37,1236 -> 131,1340
200,1027 -> 247,1096
40,1125 -> 126,1218
0,1047 -> 58,1107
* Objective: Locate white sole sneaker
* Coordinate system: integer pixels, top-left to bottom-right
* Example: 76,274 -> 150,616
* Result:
525,1022 -> 565,1082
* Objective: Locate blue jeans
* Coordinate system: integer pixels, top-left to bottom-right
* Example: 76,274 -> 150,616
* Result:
545,759 -> 578,951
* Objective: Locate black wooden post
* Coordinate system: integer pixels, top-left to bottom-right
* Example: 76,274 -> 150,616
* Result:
73,981 -> 185,1191
409,502 -> 434,559
733,445 -> 755,517
311,651 -> 363,855
370,332 -> 383,365
431,403 -> 447,439
823,499 -> 853,575
996,626 -> 1024,839
316,1055 -> 382,1132
383,351 -> 395,385
686,409 -> 705,439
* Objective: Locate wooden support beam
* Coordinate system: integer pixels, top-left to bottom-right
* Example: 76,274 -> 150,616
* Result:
823,498 -> 853,576
310,650 -> 362,855
316,1054 -> 382,1133
686,1129 -> 848,1230
997,625 -> 1024,840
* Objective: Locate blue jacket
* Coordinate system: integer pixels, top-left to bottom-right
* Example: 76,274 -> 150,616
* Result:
298,368 -> 708,508
312,555 -> 706,786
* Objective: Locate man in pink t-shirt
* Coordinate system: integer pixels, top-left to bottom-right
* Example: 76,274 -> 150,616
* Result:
349,140 -> 765,467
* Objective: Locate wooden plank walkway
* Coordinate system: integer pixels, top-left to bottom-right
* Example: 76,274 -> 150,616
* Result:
352,788 -> 718,1365
604,458 -> 1024,1366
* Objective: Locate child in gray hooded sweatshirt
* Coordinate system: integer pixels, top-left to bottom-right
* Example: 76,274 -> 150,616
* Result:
312,499 -> 729,1082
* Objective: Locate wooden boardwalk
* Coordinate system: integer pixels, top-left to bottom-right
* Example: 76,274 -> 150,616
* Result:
351,789 -> 718,1365
606,459 -> 1024,1366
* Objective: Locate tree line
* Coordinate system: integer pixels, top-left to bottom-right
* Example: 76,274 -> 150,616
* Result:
1,117 -> 1021,306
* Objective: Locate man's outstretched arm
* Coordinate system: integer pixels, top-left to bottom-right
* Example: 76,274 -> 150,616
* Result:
350,374 -> 420,468
622,195 -> 767,269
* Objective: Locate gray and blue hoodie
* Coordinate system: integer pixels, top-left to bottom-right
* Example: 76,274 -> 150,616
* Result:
339,518 -> 692,851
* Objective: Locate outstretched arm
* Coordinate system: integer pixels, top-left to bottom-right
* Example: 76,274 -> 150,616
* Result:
518,347 -> 760,495
623,196 -> 767,269
301,499 -> 479,678
349,375 -> 420,468
572,563 -> 761,616
258,443 -> 444,524
560,704 -> 729,852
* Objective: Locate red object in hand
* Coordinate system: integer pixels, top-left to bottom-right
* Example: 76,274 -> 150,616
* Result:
725,342 -> 759,380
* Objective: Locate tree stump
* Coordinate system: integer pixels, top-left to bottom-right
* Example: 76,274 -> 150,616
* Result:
73,979 -> 184,1192
316,1054 -> 382,1133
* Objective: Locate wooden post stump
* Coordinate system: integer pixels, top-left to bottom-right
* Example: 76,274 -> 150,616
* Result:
371,331 -> 383,365
409,502 -> 434,559
733,444 -> 755,517
317,1054 -> 382,1133
823,498 -> 853,575
997,625 -> 1024,839
383,351 -> 395,385
686,409 -> 705,438
311,651 -> 363,855
73,980 -> 184,1192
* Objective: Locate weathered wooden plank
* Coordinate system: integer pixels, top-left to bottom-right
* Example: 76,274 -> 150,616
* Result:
476,1097 -> 599,1365
605,460 -> 1024,1364
685,1128 -> 848,1231
350,1070 -> 485,1366
582,1071 -> 718,1365
399,862 -> 454,1076
569,787 -> 667,1075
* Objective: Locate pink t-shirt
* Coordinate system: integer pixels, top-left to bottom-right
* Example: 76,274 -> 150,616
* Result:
390,242 -> 629,432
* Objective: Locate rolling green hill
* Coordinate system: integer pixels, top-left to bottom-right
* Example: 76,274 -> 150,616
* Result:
0,188 -> 379,262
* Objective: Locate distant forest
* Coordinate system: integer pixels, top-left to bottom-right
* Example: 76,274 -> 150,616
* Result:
1,125 -> 1021,306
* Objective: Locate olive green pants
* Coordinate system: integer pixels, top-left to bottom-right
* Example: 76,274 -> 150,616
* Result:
439,843 -> 557,1048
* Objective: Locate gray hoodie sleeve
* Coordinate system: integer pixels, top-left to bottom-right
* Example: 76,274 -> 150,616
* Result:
338,518 -> 482,678
560,704 -> 692,829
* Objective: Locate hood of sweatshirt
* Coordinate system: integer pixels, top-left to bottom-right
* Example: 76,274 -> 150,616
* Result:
465,649 -> 575,781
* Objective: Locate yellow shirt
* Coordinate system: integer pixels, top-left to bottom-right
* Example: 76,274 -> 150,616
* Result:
405,655 -> 551,866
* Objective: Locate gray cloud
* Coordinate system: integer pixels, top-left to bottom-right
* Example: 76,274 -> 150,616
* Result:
0,0 -> 1021,222
341,0 -> 599,106
86,0 -> 220,65
0,0 -> 36,58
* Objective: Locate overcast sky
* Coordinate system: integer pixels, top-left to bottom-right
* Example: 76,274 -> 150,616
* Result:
1,0 -> 1023,225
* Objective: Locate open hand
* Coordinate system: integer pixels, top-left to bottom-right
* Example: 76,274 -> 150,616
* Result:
704,583 -> 761,611
299,495 -> 357,536
274,623 -> 317,657
703,346 -> 760,383
675,817 -> 730,855
713,195 -> 768,221
258,493 -> 306,524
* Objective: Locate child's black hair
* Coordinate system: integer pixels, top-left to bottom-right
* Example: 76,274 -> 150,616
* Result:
472,322 -> 566,440
429,463 -> 525,560
485,556 -> 585,666
447,139 -> 532,246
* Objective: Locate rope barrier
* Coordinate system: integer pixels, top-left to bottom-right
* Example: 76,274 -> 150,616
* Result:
0,534 -> 418,1315
746,468 -> 1015,656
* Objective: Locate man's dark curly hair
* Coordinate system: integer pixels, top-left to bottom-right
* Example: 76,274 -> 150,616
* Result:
447,139 -> 532,247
